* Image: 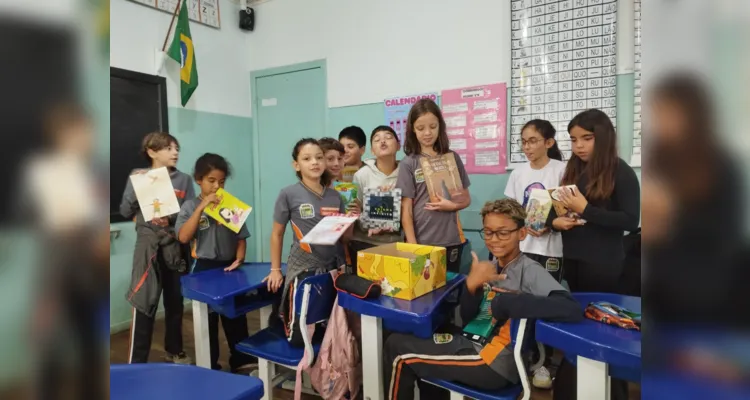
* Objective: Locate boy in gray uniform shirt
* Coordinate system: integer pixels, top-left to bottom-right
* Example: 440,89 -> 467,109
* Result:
384,199 -> 582,399
120,132 -> 193,365
176,153 -> 256,372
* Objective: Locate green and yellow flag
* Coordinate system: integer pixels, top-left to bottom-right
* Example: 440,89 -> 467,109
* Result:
167,0 -> 198,106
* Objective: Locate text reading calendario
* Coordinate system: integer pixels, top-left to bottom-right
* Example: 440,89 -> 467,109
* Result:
509,0 -> 618,166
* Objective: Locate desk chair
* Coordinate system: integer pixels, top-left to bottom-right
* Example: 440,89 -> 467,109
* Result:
235,273 -> 336,400
422,318 -> 532,400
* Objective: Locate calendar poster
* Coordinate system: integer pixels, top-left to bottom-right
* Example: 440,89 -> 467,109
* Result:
441,83 -> 508,174
384,92 -> 439,143
509,0 -> 618,167
631,0 -> 642,166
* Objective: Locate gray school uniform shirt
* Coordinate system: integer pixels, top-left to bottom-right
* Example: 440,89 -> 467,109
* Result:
273,182 -> 346,262
395,152 -> 471,247
477,254 -> 567,383
175,197 -> 251,261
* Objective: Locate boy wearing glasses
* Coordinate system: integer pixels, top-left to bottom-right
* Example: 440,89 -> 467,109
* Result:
383,199 -> 582,399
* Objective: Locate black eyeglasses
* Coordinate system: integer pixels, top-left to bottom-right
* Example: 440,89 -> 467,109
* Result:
480,227 -> 522,240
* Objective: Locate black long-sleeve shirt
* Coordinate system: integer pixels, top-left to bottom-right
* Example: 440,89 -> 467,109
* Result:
547,158 -> 640,264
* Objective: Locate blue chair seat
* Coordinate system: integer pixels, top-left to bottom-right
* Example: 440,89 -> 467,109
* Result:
236,328 -> 320,367
423,378 -> 522,400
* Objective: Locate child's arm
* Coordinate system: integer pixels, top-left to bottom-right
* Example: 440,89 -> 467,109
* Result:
489,291 -> 583,323
264,222 -> 286,292
490,262 -> 582,322
119,172 -> 143,220
225,223 -> 250,271
401,198 -> 417,243
579,164 -> 641,231
176,194 -> 217,243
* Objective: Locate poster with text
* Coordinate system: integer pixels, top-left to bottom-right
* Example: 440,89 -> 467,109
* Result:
440,83 -> 508,174
384,92 -> 439,143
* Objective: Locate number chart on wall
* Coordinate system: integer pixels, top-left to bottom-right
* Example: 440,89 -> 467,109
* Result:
129,0 -> 221,29
631,0 -> 642,167
509,0 -> 617,167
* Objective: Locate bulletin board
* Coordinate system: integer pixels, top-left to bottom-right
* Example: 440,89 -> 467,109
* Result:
128,0 -> 221,29
441,83 -> 508,174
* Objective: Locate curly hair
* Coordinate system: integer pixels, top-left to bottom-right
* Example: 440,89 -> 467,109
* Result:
480,199 -> 526,228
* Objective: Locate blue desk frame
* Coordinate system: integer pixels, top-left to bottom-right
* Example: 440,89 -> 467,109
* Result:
338,274 -> 466,400
180,262 -> 286,370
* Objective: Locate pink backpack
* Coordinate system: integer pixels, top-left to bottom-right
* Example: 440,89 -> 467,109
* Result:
295,296 -> 362,400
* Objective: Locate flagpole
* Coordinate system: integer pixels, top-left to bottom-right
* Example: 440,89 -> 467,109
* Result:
162,0 -> 182,52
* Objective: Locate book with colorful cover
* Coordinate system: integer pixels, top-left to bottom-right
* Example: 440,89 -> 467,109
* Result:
203,188 -> 253,233
333,181 -> 358,206
129,167 -> 181,221
526,188 -> 553,231
300,215 -> 358,245
419,153 -> 466,203
548,185 -> 587,221
461,286 -> 497,345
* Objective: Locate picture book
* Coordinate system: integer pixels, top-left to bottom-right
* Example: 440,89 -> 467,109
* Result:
341,166 -> 359,183
203,188 -> 253,233
300,215 -> 358,245
526,189 -> 553,231
333,181 -> 358,206
129,167 -> 181,221
419,153 -> 465,203
548,185 -> 586,221
461,286 -> 497,345
361,188 -> 402,231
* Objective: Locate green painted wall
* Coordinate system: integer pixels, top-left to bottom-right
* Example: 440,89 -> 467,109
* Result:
109,108 -> 255,331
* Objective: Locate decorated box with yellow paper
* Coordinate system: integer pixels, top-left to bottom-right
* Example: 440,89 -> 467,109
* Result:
356,242 -> 447,300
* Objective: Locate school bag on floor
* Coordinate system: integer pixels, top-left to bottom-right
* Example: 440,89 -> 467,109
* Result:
295,296 -> 362,400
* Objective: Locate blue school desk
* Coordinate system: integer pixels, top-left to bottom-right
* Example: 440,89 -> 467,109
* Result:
181,262 -> 287,368
535,293 -> 641,400
338,272 -> 466,400
110,363 -> 264,400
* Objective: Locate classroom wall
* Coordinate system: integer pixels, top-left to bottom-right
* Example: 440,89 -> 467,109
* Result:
109,0 -> 256,331
107,0 -> 644,331
249,0 -> 641,259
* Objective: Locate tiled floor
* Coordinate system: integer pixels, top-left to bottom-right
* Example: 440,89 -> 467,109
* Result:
109,309 -> 639,399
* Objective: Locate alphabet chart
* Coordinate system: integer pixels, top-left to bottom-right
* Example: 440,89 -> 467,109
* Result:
129,0 -> 221,29
509,0 -> 618,167
631,0 -> 642,167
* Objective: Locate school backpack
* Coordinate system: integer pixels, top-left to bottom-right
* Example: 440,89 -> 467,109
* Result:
294,296 -> 362,400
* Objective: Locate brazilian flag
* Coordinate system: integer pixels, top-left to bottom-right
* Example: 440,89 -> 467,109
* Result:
167,0 -> 198,106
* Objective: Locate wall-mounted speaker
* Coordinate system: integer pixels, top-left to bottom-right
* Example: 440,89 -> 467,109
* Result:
239,7 -> 255,31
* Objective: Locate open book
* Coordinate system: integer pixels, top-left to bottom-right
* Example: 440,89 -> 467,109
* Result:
203,188 -> 253,233
419,153 -> 466,203
300,215 -> 358,245
130,167 -> 181,221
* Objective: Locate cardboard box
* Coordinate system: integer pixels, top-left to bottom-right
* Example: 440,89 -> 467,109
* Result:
357,242 -> 447,300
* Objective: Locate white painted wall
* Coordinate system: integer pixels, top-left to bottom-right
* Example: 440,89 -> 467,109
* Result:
111,0 -> 252,117
246,0 -> 635,108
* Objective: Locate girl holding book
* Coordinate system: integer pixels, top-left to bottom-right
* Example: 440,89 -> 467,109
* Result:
549,109 -> 640,400
503,119 -> 566,390
396,98 -> 471,273
175,153 -> 256,372
263,138 -> 348,346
